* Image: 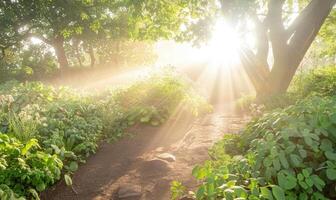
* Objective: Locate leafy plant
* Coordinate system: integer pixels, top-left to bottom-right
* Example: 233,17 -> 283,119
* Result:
170,181 -> 187,200
187,95 -> 336,199
0,135 -> 62,199
0,69 -> 209,199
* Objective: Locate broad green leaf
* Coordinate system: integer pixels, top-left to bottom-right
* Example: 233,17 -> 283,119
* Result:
28,189 -> 40,200
260,187 -> 274,200
277,171 -> 297,190
325,151 -> 336,161
320,139 -> 333,152
311,174 -> 325,191
68,161 -> 78,172
64,174 -> 73,186
279,151 -> 289,169
21,139 -> 40,156
326,168 -> 336,180
272,185 -> 285,200
290,154 -> 302,167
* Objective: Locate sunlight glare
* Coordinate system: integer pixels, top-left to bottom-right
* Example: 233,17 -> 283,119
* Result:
204,19 -> 241,68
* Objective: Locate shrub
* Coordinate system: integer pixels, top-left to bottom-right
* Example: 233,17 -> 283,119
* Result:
290,66 -> 336,98
190,96 -> 336,200
236,66 -> 336,114
97,70 -> 211,141
0,135 -> 62,199
236,94 -> 295,114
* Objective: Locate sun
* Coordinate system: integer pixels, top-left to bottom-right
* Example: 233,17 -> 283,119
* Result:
154,19 -> 243,69
204,19 -> 241,68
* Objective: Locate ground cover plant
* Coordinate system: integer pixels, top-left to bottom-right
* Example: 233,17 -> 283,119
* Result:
236,66 -> 336,114
0,70 -> 210,199
177,67 -> 336,200
177,95 -> 336,200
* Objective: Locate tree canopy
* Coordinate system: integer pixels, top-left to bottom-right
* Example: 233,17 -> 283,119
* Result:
0,0 -> 335,95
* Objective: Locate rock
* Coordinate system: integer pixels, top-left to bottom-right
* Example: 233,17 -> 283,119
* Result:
117,185 -> 142,199
156,153 -> 176,162
139,159 -> 171,177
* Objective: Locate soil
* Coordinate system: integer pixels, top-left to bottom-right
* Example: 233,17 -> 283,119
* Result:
41,104 -> 248,200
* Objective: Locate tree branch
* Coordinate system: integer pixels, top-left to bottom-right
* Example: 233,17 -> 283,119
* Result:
252,14 -> 269,68
285,0 -> 314,40
267,0 -> 287,62
288,0 -> 336,66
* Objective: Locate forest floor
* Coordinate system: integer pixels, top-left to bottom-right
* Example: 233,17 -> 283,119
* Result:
41,103 -> 248,200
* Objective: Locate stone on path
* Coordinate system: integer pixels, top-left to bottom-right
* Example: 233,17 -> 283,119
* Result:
156,153 -> 176,162
139,159 -> 171,177
117,185 -> 142,199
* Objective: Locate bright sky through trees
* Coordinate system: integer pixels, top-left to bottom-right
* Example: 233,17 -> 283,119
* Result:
156,19 -> 243,69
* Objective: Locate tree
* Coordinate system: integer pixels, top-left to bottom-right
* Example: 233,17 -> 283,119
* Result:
0,0 -> 209,71
229,0 -> 336,96
181,0 -> 336,97
0,0 -> 117,69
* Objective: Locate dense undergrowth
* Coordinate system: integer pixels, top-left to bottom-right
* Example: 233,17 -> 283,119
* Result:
175,66 -> 336,200
0,70 -> 210,199
236,66 -> 336,114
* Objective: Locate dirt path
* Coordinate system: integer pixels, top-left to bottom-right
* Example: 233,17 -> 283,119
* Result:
41,104 -> 247,200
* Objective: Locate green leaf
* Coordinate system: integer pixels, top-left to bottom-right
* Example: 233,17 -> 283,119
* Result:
325,151 -> 336,161
277,171 -> 297,190
326,168 -> 336,180
305,177 -> 313,187
320,139 -> 333,152
36,182 -> 46,192
28,188 -> 40,200
290,154 -> 302,167
21,139 -> 40,156
311,175 -> 325,191
330,113 -> 336,123
68,161 -> 78,172
298,149 -> 307,158
260,187 -> 274,200
273,159 -> 281,171
150,120 -> 160,126
299,180 -> 308,189
140,115 -> 151,123
64,174 -> 73,186
272,185 -> 285,200
263,156 -> 273,167
299,193 -> 308,200
192,165 -> 208,179
279,151 -> 289,169
302,169 -> 310,178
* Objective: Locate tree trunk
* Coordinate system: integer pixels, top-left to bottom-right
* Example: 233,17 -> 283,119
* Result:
73,39 -> 83,67
88,45 -> 96,68
53,37 -> 69,70
267,0 -> 336,95
238,0 -> 336,98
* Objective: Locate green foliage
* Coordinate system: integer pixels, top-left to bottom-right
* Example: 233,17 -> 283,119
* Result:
0,135 -> 62,199
236,94 -> 295,115
170,181 -> 187,200
188,96 -> 336,199
97,69 -> 211,141
317,10 -> 336,58
96,40 -> 158,67
0,69 -> 209,199
0,0 -> 210,72
237,66 -> 336,114
290,66 -> 336,98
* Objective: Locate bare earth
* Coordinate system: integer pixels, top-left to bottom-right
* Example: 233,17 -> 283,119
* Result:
41,105 -> 248,200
